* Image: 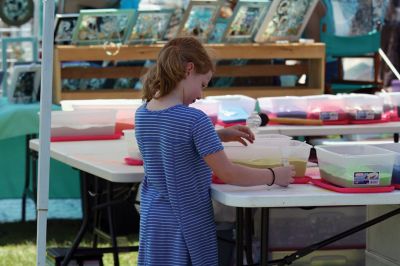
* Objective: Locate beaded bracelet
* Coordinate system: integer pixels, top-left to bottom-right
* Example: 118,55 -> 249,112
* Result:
267,168 -> 275,186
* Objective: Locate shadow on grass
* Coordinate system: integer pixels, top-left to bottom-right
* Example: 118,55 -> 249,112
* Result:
0,219 -> 138,247
0,219 -> 139,265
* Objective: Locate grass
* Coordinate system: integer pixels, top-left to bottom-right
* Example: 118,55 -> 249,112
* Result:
0,219 -> 138,266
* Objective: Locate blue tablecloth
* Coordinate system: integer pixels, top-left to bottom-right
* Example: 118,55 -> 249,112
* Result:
0,98 -> 80,199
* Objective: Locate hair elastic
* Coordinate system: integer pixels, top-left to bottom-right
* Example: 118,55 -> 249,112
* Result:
267,168 -> 275,186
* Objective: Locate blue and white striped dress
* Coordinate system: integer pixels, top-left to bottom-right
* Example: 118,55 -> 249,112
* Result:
135,103 -> 224,266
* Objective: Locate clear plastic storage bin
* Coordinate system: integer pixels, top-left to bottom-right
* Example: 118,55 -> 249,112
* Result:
51,110 -> 117,137
60,99 -> 143,132
341,94 -> 384,124
122,129 -> 142,159
387,92 -> 400,121
206,95 -> 256,123
305,94 -> 348,124
189,99 -> 220,125
315,145 -> 395,187
224,140 -> 311,177
372,143 -> 400,185
223,142 -> 282,169
376,92 -> 397,121
258,96 -> 307,119
261,139 -> 312,177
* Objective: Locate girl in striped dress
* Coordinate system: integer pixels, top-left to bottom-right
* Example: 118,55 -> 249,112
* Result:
135,37 -> 295,266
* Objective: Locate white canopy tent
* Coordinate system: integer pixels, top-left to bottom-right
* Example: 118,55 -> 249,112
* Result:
35,0 -> 54,265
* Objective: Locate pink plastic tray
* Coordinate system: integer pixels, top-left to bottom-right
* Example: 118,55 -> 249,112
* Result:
311,178 -> 395,193
124,157 -> 143,166
212,174 -> 311,185
51,133 -> 121,142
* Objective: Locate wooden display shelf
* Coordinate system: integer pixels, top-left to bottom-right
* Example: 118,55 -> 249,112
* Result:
53,43 -> 325,103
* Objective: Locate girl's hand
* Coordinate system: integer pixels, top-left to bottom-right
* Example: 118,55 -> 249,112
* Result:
217,125 -> 255,146
272,165 -> 295,187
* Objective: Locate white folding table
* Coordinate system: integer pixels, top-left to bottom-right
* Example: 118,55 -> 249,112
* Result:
31,136 -> 400,266
257,121 -> 400,140
30,139 -> 144,266
211,184 -> 400,266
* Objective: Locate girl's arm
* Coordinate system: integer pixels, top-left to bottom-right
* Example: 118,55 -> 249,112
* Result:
216,125 -> 255,146
204,150 -> 294,187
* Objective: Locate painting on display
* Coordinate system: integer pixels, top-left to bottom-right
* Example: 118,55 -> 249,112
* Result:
1,37 -> 38,96
254,0 -> 318,43
126,8 -> 174,44
72,9 -> 136,45
208,18 -> 229,43
223,0 -> 272,43
54,14 -> 79,44
8,63 -> 41,104
177,0 -> 221,41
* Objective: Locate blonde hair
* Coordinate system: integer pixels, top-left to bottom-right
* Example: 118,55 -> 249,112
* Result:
141,37 -> 214,101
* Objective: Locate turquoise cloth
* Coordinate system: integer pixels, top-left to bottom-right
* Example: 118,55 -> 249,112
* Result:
0,98 -> 80,199
0,97 -> 41,139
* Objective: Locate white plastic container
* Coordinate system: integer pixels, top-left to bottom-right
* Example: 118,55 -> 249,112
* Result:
376,92 -> 397,121
223,142 -> 282,168
315,145 -> 395,187
60,99 -> 143,128
51,110 -> 117,137
258,96 -> 307,118
123,129 -> 142,159
255,140 -> 312,177
305,94 -> 348,123
341,94 -> 384,123
372,143 -> 400,184
206,95 -> 256,122
206,95 -> 256,115
189,99 -> 220,125
223,140 -> 311,176
284,140 -> 312,177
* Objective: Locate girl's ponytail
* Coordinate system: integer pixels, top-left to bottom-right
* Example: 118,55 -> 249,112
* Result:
141,37 -> 213,101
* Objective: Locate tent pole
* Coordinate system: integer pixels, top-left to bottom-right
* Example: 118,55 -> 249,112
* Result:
35,0 -> 55,265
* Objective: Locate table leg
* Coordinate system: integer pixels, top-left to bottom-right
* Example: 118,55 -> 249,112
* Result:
32,146 -> 37,219
22,135 -> 31,222
106,182 -> 120,266
236,207 -> 244,266
260,208 -> 270,266
244,208 -> 253,265
92,177 -> 99,248
22,134 -> 36,222
61,171 -> 91,266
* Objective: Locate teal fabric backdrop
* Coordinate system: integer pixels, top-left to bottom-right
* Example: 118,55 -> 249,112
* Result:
0,98 -> 80,199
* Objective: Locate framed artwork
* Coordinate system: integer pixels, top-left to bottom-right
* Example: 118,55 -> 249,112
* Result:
208,18 -> 229,43
254,0 -> 318,43
177,0 -> 221,41
1,37 -> 38,96
125,8 -> 174,44
54,13 -> 79,44
72,9 -> 136,45
223,0 -> 272,43
7,63 -> 41,104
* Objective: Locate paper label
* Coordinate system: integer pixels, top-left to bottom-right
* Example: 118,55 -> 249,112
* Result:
355,110 -> 375,120
353,171 -> 380,185
319,111 -> 339,121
